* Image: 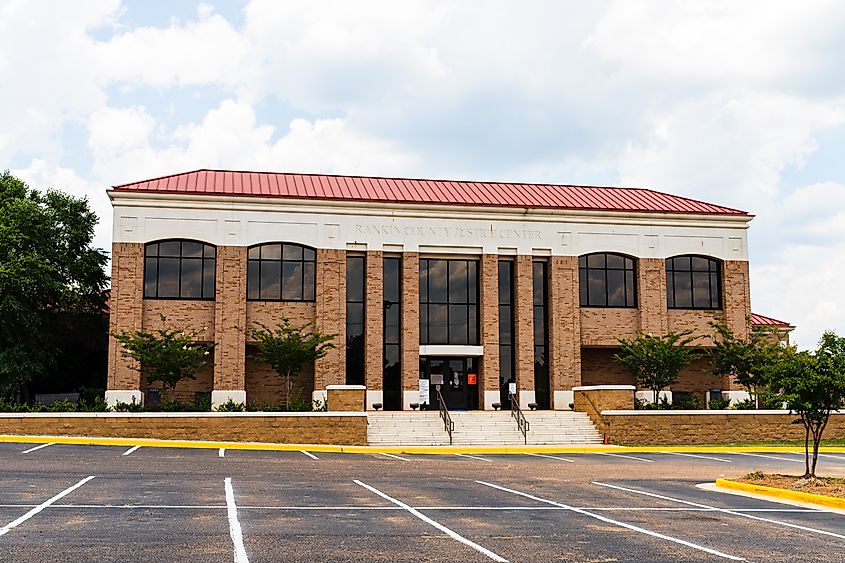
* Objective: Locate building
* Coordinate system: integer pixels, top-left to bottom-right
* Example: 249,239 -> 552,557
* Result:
106,169 -> 764,410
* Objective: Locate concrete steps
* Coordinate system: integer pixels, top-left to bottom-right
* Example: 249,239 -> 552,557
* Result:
366,410 -> 602,446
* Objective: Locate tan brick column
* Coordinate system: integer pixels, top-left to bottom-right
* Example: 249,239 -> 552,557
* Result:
548,255 -> 581,409
401,252 -> 420,408
479,253 -> 499,409
514,256 -> 535,406
211,246 -> 247,407
638,258 -> 669,335
365,251 -> 384,401
105,243 -> 145,406
723,260 -> 752,391
315,249 -> 346,391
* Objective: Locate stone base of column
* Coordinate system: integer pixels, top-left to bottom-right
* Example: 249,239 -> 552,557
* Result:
482,390 -> 500,410
553,390 -> 574,410
635,390 -> 672,405
403,390 -> 420,410
721,390 -> 751,406
312,389 -> 328,408
366,390 -> 383,410
104,390 -> 144,408
211,390 -> 246,409
518,390 -> 535,410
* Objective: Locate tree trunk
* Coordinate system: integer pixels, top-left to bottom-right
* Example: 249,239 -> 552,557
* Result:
803,419 -> 811,478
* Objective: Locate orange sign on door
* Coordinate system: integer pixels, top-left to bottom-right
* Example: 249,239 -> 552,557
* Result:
467,373 -> 477,385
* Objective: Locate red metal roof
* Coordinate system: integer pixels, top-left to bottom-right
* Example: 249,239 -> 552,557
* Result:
751,313 -> 794,328
110,169 -> 749,216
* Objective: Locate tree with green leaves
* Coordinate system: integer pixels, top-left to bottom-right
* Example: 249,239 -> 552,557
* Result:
247,319 -> 336,408
111,316 -> 213,400
615,330 -> 702,405
766,332 -> 845,478
0,171 -> 108,401
710,319 -> 785,408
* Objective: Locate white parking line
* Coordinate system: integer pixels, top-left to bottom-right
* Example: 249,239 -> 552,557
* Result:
219,448 -> 225,458
596,452 -> 654,463
122,446 -> 141,456
526,453 -> 575,463
224,478 -> 249,563
355,480 -> 508,562
661,452 -> 732,463
0,476 -> 95,537
784,451 -> 845,461
477,480 -> 744,561
378,452 -> 410,461
593,481 -> 845,540
300,450 -> 319,460
731,452 -> 803,463
21,443 -> 55,454
454,453 -> 493,462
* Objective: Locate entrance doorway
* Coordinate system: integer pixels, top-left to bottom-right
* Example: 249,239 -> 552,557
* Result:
419,357 -> 479,410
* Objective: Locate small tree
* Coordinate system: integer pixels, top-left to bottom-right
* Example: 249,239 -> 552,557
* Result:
710,320 -> 784,408
111,316 -> 213,401
615,331 -> 701,405
247,319 -> 336,407
767,332 -> 845,478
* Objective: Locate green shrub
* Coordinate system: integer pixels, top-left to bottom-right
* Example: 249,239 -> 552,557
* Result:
672,393 -> 701,410
113,398 -> 144,412
312,397 -> 327,412
194,396 -> 212,412
216,399 -> 246,412
708,397 -> 731,410
731,398 -> 756,410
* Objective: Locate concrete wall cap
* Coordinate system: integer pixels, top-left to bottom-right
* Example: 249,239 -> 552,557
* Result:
573,385 -> 637,392
0,412 -> 369,419
326,385 -> 367,390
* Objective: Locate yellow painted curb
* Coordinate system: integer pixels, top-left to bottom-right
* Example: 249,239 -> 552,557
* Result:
715,478 -> 845,510
1,434 -> 845,455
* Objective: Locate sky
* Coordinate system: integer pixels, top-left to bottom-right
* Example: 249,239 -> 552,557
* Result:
2,0 -> 844,348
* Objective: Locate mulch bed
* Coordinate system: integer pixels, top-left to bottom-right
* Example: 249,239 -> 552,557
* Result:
737,471 -> 845,498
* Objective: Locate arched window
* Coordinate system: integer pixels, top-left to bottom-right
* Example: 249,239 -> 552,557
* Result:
247,243 -> 316,301
666,255 -> 722,309
144,240 -> 216,300
578,253 -> 637,307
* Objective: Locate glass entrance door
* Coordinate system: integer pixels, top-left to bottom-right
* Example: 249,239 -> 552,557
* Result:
420,357 -> 479,410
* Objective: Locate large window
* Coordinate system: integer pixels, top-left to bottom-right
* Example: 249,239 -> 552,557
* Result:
498,260 -> 515,408
579,253 -> 637,308
383,257 -> 402,410
419,258 -> 479,345
666,255 -> 722,309
247,243 -> 316,301
144,240 -> 216,300
533,261 -> 550,410
345,255 -> 365,385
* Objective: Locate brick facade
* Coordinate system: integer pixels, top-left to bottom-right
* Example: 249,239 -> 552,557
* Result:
108,243 -> 754,410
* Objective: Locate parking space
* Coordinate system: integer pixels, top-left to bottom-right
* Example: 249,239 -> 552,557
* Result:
0,443 -> 843,562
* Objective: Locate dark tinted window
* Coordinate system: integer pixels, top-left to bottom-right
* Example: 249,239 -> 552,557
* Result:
419,258 -> 479,345
247,243 -> 316,302
666,255 -> 721,309
383,257 -> 402,410
346,256 -> 365,386
144,240 -> 216,300
578,253 -> 637,308
533,261 -> 550,409
498,260 -> 515,407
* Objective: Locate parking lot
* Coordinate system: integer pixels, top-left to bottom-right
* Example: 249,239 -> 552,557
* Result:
0,441 -> 844,562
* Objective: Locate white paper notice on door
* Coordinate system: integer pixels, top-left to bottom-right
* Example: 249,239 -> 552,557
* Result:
419,379 -> 430,405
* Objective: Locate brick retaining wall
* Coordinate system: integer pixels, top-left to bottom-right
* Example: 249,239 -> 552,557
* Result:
0,412 -> 368,446
602,410 -> 845,445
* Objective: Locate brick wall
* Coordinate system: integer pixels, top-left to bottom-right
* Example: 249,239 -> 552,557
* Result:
548,256 -> 581,391
365,253 -> 384,391
107,243 -> 145,390
140,355 -> 214,404
315,248 -> 346,389
0,413 -> 368,445
244,347 -> 315,407
401,252 -> 420,392
214,246 -> 247,392
604,411 -> 845,446
479,254 -> 499,403
637,258 -> 669,335
327,386 -> 366,411
580,308 -> 639,346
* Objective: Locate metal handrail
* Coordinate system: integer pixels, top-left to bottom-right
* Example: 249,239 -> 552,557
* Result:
510,393 -> 529,444
437,387 -> 454,445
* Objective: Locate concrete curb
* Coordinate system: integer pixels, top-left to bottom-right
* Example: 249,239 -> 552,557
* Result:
2,434 -> 845,455
715,478 -> 845,510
